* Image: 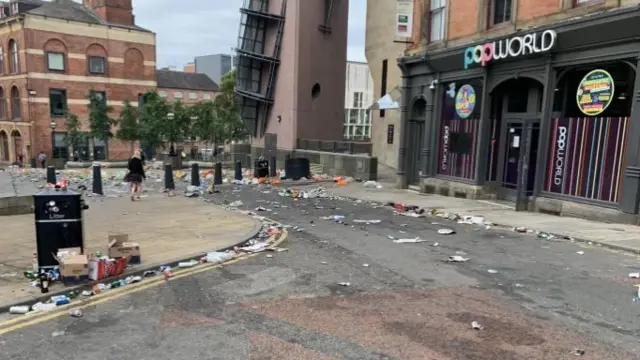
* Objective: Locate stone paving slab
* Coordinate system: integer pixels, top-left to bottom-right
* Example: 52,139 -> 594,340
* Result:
0,193 -> 261,308
0,170 -> 37,215
321,183 -> 640,254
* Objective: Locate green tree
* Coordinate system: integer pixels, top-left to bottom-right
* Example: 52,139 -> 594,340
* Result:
138,90 -> 170,153
190,100 -> 219,155
167,100 -> 192,145
115,99 -> 139,152
65,112 -> 87,151
214,70 -> 248,143
87,90 -> 116,157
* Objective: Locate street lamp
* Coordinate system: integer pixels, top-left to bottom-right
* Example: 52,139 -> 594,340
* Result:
167,112 -> 175,155
49,120 -> 56,162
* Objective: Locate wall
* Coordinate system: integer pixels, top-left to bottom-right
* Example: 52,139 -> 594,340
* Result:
157,87 -> 216,104
344,61 -> 373,140
194,54 -> 231,85
365,0 -> 405,170
19,15 -> 156,161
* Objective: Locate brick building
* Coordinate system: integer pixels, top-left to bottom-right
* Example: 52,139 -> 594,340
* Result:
156,69 -> 218,104
0,0 -> 156,163
379,0 -> 640,220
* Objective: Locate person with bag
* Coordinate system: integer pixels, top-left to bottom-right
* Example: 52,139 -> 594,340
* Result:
125,150 -> 145,201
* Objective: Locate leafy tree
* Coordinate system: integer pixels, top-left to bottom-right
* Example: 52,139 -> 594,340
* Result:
214,70 -> 248,143
190,100 -> 219,154
167,100 -> 192,145
87,90 -> 116,156
138,90 -> 170,153
115,99 -> 139,152
65,112 -> 87,150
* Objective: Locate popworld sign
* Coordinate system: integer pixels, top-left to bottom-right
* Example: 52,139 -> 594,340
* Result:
464,30 -> 557,69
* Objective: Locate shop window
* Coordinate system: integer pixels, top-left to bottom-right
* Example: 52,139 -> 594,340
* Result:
88,56 -> 106,74
437,79 -> 483,180
53,132 -> 68,160
429,0 -> 446,42
46,52 -> 65,72
490,0 -> 512,26
49,89 -> 67,117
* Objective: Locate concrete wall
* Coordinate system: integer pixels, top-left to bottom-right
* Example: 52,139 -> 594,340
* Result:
194,54 -> 232,85
365,0 -> 405,170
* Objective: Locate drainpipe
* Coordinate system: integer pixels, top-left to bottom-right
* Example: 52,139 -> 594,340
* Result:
396,57 -> 409,189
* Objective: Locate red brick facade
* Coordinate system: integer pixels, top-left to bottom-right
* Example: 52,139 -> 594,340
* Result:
157,87 -> 217,105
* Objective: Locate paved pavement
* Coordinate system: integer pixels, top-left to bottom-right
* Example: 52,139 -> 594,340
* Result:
325,182 -> 640,254
0,183 -> 639,359
0,192 -> 261,309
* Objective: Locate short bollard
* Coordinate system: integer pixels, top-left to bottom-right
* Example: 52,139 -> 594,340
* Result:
30,158 -> 36,169
92,164 -> 103,195
164,164 -> 175,190
269,156 -> 276,178
234,160 -> 242,181
46,166 -> 56,184
191,163 -> 200,187
214,162 -> 223,185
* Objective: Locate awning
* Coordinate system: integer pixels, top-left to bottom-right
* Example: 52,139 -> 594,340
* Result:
369,86 -> 402,110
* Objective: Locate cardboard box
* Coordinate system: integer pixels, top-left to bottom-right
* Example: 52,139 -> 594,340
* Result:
55,247 -> 89,284
107,233 -> 141,264
89,257 -> 129,281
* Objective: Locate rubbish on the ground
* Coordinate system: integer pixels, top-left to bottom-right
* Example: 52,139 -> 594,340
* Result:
576,251 -> 584,255
162,266 -> 173,279
184,185 -> 202,197
0,272 -> 17,277
323,215 -> 345,221
629,272 -> 640,279
178,260 -> 199,268
471,321 -> 484,330
393,237 -> 427,244
488,269 -> 498,274
570,349 -> 585,356
514,227 -> 527,233
126,276 -> 142,284
446,255 -> 469,262
514,283 -> 524,288
362,180 -> 383,189
353,219 -> 381,224
32,302 -> 57,312
398,211 -> 423,218
266,254 -> 273,258
321,261 -> 328,265
537,231 -> 554,240
255,206 -> 270,212
9,306 -> 29,314
55,247 -> 89,284
458,216 -> 485,225
143,270 -> 157,277
432,242 -> 439,247
107,233 -> 141,264
70,309 -> 83,318
203,251 -> 236,264
338,282 -> 351,286
52,331 -> 66,337
81,290 -> 93,296
229,200 -> 244,207
240,242 -> 269,253
438,228 -> 455,235
363,263 -> 370,267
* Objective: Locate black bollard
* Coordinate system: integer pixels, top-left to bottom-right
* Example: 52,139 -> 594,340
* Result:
92,164 -> 103,195
191,163 -> 200,187
214,162 -> 222,185
234,160 -> 242,181
46,166 -> 56,184
269,156 -> 276,177
30,158 -> 36,168
164,164 -> 175,190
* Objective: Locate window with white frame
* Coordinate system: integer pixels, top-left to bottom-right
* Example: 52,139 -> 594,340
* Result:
352,92 -> 363,108
343,109 -> 372,140
429,0 -> 446,43
189,92 -> 198,100
174,91 -> 183,99
203,93 -> 211,100
158,90 -> 167,97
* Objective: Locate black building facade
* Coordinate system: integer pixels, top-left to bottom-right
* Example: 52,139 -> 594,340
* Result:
397,6 -> 640,219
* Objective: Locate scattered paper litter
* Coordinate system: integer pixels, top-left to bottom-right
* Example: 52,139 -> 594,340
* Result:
576,251 -> 584,255
362,263 -> 370,267
337,282 -> 351,286
353,219 -> 382,224
629,272 -> 640,279
471,321 -> 484,330
446,255 -> 469,262
438,228 -> 455,235
393,237 -> 427,244
487,269 -> 498,274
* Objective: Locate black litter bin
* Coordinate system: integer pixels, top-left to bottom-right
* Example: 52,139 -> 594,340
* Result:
284,158 -> 310,180
33,188 -> 88,270
254,158 -> 269,178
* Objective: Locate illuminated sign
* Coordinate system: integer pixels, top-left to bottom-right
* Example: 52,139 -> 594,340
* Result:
463,30 -> 557,69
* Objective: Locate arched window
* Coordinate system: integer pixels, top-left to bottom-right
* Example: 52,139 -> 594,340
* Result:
9,39 -> 18,73
0,87 -> 6,119
11,86 -> 20,119
0,46 -> 5,74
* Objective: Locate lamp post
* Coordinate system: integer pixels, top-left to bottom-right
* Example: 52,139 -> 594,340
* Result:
189,115 -> 198,159
49,120 -> 56,165
167,112 -> 175,156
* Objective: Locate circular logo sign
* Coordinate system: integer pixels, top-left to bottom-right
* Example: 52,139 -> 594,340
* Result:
455,84 -> 476,119
576,69 -> 614,116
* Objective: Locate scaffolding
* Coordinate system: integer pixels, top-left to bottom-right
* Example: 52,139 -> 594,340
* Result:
235,0 -> 287,137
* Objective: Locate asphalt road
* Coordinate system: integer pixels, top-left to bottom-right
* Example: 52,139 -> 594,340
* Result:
1,183 -> 639,359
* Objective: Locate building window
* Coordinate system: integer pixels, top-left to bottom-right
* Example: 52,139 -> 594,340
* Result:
490,0 -> 512,26
203,93 -> 211,100
53,132 -> 68,160
10,1 -> 17,15
429,0 -> 446,42
10,86 -> 19,119
189,92 -> 198,100
380,59 -> 388,117
8,39 -> 18,73
0,47 -> 5,74
353,92 -> 363,108
89,90 -> 105,102
174,92 -> 183,99
46,52 -> 65,72
88,56 -> 105,74
158,90 -> 167,97
49,89 -> 67,117
0,87 -> 6,119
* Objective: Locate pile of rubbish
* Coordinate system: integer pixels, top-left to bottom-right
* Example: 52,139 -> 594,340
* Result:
278,187 -> 330,199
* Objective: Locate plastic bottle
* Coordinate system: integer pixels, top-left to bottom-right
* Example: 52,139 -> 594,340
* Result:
9,306 -> 29,314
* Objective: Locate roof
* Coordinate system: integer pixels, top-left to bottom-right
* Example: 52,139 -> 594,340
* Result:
156,70 -> 219,92
15,0 -> 152,32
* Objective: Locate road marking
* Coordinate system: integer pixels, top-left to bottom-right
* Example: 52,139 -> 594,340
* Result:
0,229 -> 288,335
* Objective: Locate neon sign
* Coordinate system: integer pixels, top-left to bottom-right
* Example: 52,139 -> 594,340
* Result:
463,30 -> 557,69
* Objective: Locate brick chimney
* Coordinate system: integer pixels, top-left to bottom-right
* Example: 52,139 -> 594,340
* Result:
83,0 -> 134,26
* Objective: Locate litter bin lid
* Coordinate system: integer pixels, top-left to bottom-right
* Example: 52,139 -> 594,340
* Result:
34,188 -> 80,197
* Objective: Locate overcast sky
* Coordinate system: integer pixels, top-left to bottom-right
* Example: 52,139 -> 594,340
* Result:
131,0 -> 367,68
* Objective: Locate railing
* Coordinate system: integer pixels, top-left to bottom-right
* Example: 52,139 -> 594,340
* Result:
296,138 -> 372,155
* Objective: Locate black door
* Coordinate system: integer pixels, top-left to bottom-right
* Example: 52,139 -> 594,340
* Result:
407,120 -> 424,185
499,119 -> 540,203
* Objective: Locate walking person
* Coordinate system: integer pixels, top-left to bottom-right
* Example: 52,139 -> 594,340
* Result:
126,150 -> 145,201
37,151 -> 46,169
